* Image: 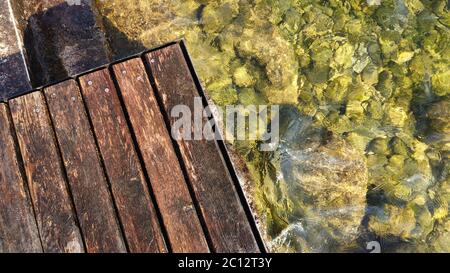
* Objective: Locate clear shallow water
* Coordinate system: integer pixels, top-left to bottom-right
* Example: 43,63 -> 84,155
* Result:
95,0 -> 449,252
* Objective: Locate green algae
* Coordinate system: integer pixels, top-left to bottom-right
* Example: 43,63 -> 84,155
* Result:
95,0 -> 450,252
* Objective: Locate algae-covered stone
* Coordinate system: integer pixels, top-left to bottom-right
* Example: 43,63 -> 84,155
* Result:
325,75 -> 352,103
346,100 -> 365,119
209,86 -> 238,106
301,7 -> 334,38
233,66 -> 254,87
393,183 -> 412,201
384,103 -> 409,128
309,39 -> 333,68
345,131 -> 370,153
238,88 -> 266,106
236,26 -> 299,104
201,0 -> 239,34
366,100 -> 384,120
368,205 -> 417,240
390,137 -> 410,155
376,70 -> 394,98
347,81 -> 372,102
333,42 -> 354,69
379,32 -> 399,61
361,63 -> 379,86
410,52 -> 433,82
404,0 -> 425,14
368,137 -> 390,155
431,70 -> 450,97
395,51 -> 415,64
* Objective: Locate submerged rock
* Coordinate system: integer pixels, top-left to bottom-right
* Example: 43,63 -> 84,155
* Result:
277,132 -> 368,252
236,26 -> 299,104
247,106 -> 370,252
368,204 -> 418,240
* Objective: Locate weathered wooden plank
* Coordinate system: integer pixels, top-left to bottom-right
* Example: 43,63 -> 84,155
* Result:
79,69 -> 166,253
146,44 -> 259,252
9,92 -> 84,253
0,103 -> 41,253
44,80 -> 126,253
112,59 -> 209,253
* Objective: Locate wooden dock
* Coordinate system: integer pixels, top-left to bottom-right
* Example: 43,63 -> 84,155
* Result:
0,42 -> 263,253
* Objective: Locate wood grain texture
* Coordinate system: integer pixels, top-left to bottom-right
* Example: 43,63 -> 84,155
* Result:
112,58 -> 209,253
0,103 -> 42,253
79,69 -> 167,253
44,80 -> 126,253
146,44 -> 259,253
9,92 -> 84,253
